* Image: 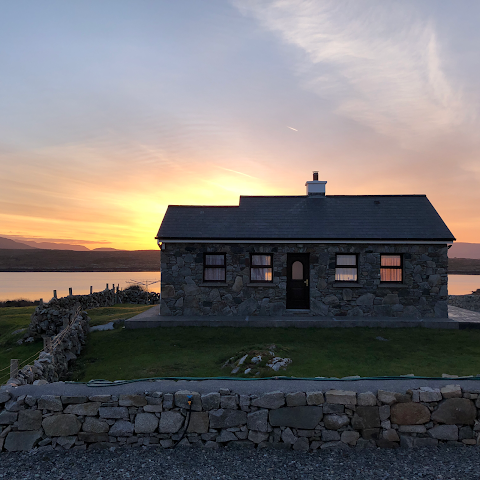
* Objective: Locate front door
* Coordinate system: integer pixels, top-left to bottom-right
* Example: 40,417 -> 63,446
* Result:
286,253 -> 310,309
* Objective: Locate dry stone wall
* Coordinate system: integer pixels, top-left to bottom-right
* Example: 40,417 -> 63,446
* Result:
449,294 -> 480,313
0,386 -> 479,452
161,243 -> 448,317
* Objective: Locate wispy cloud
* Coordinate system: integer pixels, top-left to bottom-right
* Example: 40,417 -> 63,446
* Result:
234,0 -> 470,146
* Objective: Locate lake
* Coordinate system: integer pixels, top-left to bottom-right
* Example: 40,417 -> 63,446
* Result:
0,272 -> 479,301
0,272 -> 161,301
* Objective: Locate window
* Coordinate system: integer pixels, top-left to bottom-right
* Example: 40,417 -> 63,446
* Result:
203,253 -> 226,282
250,254 -> 273,282
381,254 -> 402,282
335,254 -> 357,282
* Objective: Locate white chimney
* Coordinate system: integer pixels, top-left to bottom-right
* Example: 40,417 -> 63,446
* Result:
305,171 -> 326,196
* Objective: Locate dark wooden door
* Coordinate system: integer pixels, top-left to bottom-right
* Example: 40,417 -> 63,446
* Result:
286,253 -> 310,309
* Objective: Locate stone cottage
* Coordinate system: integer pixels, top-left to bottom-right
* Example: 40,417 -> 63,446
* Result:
156,173 -> 455,318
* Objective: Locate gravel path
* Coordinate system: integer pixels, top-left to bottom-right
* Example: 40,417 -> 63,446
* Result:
0,445 -> 479,479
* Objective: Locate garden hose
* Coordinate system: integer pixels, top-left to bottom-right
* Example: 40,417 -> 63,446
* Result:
65,374 -> 480,387
172,395 -> 192,449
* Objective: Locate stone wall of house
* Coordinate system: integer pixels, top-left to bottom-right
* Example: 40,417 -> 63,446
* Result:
160,243 -> 448,317
0,386 -> 479,452
449,294 -> 480,313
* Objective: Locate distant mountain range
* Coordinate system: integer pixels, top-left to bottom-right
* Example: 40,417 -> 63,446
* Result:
0,236 -> 120,251
448,242 -> 480,259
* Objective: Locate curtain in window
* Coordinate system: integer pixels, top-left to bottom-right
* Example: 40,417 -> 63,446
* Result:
381,255 -> 401,266
204,254 -> 225,281
204,268 -> 226,281
381,268 -> 402,282
252,255 -> 272,265
335,268 -> 357,281
251,254 -> 273,282
205,254 -> 225,266
251,268 -> 273,281
336,255 -> 356,266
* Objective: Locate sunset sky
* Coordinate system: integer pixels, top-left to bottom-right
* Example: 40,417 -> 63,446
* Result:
1,0 -> 480,250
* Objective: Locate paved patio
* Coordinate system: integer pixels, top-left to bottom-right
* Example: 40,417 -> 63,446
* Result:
123,305 -> 480,329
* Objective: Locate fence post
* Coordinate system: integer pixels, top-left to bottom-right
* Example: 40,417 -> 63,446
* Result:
53,290 -> 57,299
106,283 -> 108,290
90,286 -> 93,294
69,288 -> 72,296
42,336 -> 52,353
10,359 -> 19,379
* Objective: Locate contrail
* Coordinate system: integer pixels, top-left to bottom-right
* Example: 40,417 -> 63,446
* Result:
287,126 -> 298,131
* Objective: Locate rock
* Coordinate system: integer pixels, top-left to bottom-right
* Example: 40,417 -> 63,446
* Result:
323,414 -> 350,430
187,412 -> 209,433
293,437 -> 309,451
323,295 -> 339,305
419,387 -> 442,402
341,431 -> 360,445
232,276 -> 243,293
357,392 -> 377,406
269,407 -> 323,429
323,404 -> 345,414
119,394 -> 147,407
203,440 -> 219,449
459,426 -> 474,440
351,406 -> 380,430
109,420 -> 134,437
440,385 -> 462,399
376,438 -> 399,449
159,411 -> 184,433
99,407 -> 129,419
143,405 -> 163,413
382,429 -> 400,442
247,410 -> 269,432
251,391 -> 285,409
42,415 -> 81,436
431,398 -> 476,425
173,390 -> 202,411
82,417 -> 110,433
390,403 -> 430,425
429,425 -> 458,441
356,294 -> 374,306
61,396 -> 88,404
286,392 -> 306,407
379,405 -> 390,421
4,431 -> 42,452
398,425 -> 426,433
17,410 -> 42,431
342,289 -> 353,301
0,411 -> 18,425
382,294 -> 399,305
0,392 -> 12,403
377,390 -> 410,405
322,430 -> 341,442
306,392 -> 324,405
248,430 -> 269,444
325,390 -> 356,405
310,299 -> 329,316
220,395 -> 238,409
201,392 -> 220,411
38,395 -> 63,412
135,413 -> 158,433
216,430 -> 237,443
281,427 -> 297,444
78,432 -> 110,443
56,436 -> 76,450
209,409 -> 247,429
64,402 -> 101,416
89,395 -> 112,402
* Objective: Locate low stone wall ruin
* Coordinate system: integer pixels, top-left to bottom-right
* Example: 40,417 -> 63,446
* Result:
449,294 -> 480,313
0,387 -> 479,452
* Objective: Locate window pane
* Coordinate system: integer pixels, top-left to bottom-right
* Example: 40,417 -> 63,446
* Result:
204,268 -> 225,281
335,268 -> 357,281
205,254 -> 224,266
336,255 -> 356,266
252,255 -> 271,266
381,255 -> 401,267
291,261 -> 303,280
251,268 -> 272,282
381,268 -> 402,282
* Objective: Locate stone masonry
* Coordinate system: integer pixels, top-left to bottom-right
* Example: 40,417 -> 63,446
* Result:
0,386 -> 479,452
160,243 -> 448,317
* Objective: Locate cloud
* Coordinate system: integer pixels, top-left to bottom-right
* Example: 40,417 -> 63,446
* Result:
234,0 -> 470,147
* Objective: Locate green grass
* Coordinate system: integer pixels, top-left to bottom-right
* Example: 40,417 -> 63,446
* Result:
69,325 -> 480,382
87,304 -> 154,327
0,307 -> 43,384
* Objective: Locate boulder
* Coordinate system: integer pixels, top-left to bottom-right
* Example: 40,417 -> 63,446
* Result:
64,402 -> 101,416
322,430 -> 341,442
216,430 -> 237,443
251,391 -> 285,409
377,390 -> 411,405
56,436 -> 76,450
293,437 -> 310,451
340,431 -> 360,445
247,410 -> 269,432
325,390 -> 356,405
390,403 -> 430,425
17,410 -> 42,431
82,417 -> 109,433
357,392 -> 377,406
281,427 -> 297,444
159,411 -> 184,433
0,411 -> 17,425
269,407 -> 323,429
187,412 -> 209,433
42,414 -> 81,436
440,385 -> 462,399
109,420 -> 134,437
248,431 -> 269,444
352,406 -> 380,430
431,398 -> 476,425
306,392 -> 324,405
135,413 -> 158,434
119,394 -> 147,407
310,299 -> 329,316
323,414 -> 350,430
38,395 -> 63,412
201,392 -> 220,411
356,294 -> 374,306
382,429 -> 400,442
4,431 -> 42,452
429,425 -> 458,441
99,407 -> 129,419
0,392 -> 11,403
286,392 -> 306,407
209,409 -> 247,429
419,387 -> 442,402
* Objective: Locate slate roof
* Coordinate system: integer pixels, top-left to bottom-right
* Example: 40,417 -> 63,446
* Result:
156,195 -> 455,241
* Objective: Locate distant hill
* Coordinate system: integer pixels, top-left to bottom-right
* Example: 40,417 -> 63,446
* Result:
449,242 -> 480,259
93,248 -> 121,251
20,240 -> 90,251
0,237 -> 37,249
0,249 -> 159,271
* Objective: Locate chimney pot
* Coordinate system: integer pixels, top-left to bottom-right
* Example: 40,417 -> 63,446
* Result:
313,171 -> 318,181
305,171 -> 326,196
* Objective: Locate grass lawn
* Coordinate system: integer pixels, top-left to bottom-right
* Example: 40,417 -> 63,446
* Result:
69,324 -> 480,382
87,304 -> 154,327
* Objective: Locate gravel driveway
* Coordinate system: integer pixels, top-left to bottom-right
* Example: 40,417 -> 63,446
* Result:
0,445 -> 479,479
